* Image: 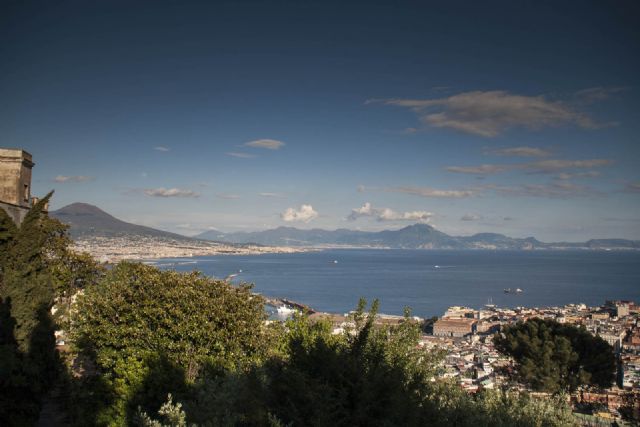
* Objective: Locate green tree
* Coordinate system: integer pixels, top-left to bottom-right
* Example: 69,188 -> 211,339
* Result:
264,299 -> 445,426
0,194 -> 62,425
72,262 -> 273,425
494,318 -> 615,392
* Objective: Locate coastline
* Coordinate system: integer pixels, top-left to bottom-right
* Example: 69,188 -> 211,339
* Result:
72,234 -> 313,262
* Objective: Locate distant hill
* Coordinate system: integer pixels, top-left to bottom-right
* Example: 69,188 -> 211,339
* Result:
51,203 -> 191,240
198,224 -> 640,250
51,203 -> 640,250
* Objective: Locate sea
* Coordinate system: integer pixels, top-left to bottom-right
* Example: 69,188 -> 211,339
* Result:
151,249 -> 640,318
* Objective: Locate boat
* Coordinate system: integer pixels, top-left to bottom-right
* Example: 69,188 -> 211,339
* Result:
504,288 -> 511,293
333,260 -> 338,264
277,305 -> 296,315
515,288 -> 523,293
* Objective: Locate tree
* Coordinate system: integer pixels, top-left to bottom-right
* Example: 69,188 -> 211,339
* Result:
72,262 -> 273,425
0,194 -> 62,425
493,318 -> 616,393
264,299 -> 446,426
134,299 -> 578,427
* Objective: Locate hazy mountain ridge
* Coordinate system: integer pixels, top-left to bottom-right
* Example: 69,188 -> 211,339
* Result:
50,203 -> 639,250
198,224 -> 640,250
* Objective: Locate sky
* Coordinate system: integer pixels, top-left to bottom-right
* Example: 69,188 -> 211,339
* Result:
1,0 -> 639,241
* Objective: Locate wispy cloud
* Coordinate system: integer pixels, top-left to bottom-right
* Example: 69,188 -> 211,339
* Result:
387,186 -> 477,198
361,184 -> 477,198
348,202 -> 433,222
281,204 -> 318,223
226,152 -> 256,158
259,192 -> 286,198
143,188 -> 200,198
245,139 -> 285,150
527,159 -> 613,173
555,171 -> 601,180
216,194 -> 241,199
53,175 -> 94,183
154,146 -> 170,152
446,158 -> 613,175
446,164 -> 515,175
625,182 -> 640,193
574,86 -> 626,105
488,146 -> 552,158
460,214 -> 482,221
487,182 -> 599,198
368,90 -> 606,137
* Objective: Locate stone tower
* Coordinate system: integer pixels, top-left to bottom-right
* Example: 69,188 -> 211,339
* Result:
0,148 -> 35,224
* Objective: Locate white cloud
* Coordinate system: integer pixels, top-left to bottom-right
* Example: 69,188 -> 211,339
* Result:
460,214 -> 482,221
245,139 -> 285,150
53,175 -> 94,183
154,146 -> 170,152
489,146 -> 552,157
370,90 -> 603,137
348,202 -> 433,222
281,204 -> 318,223
227,152 -> 256,158
143,188 -> 200,198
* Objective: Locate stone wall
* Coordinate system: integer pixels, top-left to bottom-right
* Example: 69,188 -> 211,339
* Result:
0,148 -> 34,224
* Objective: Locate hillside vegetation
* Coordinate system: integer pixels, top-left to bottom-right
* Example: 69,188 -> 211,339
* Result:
1,202 -> 580,426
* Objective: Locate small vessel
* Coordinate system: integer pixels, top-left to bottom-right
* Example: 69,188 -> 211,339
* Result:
277,305 -> 295,315
333,260 -> 338,264
515,288 -> 523,293
434,265 -> 440,268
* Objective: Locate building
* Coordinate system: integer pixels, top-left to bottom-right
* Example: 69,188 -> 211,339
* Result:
433,318 -> 477,337
0,148 -> 36,224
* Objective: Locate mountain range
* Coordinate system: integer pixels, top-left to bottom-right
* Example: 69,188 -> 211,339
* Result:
51,203 -> 640,250
197,224 -> 640,250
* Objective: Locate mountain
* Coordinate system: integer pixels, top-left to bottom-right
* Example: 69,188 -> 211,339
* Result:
198,224 -> 640,250
51,203 -> 191,240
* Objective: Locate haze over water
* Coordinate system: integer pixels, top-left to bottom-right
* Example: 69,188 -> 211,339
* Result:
158,249 -> 640,318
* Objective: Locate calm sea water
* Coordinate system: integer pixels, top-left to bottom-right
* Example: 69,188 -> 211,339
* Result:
153,250 -> 640,318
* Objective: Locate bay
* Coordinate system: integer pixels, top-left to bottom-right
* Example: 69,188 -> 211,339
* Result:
153,249 -> 640,318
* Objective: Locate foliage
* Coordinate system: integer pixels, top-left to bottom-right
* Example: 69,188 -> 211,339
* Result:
0,194 -> 63,425
133,298 -> 576,427
493,318 -> 616,392
263,299 -> 445,426
134,394 -> 190,427
72,262 -> 272,425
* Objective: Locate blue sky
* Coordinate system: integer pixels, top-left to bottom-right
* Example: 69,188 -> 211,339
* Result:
1,0 -> 639,241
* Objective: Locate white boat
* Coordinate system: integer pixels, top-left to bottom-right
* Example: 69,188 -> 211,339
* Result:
277,305 -> 295,315
515,288 -> 523,293
333,260 -> 338,264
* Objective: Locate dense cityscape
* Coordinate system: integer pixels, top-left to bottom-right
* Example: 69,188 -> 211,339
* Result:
304,300 -> 640,421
